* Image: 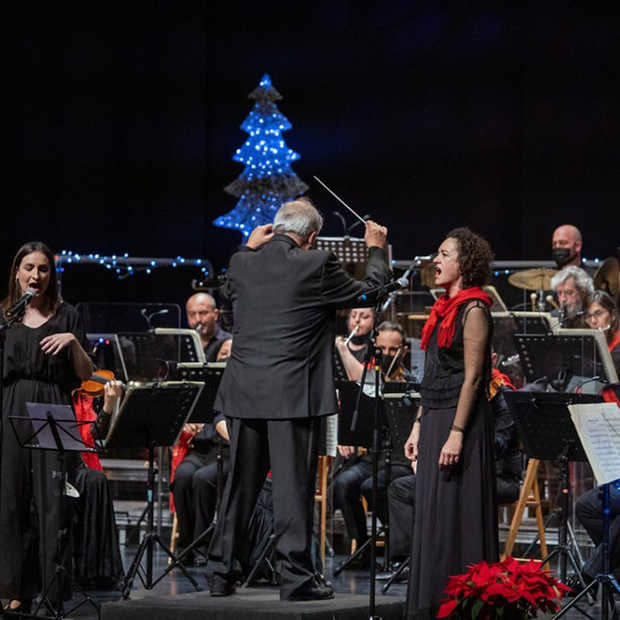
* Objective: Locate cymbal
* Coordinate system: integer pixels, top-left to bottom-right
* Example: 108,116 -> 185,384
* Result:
421,262 -> 436,288
593,256 -> 620,297
508,268 -> 557,291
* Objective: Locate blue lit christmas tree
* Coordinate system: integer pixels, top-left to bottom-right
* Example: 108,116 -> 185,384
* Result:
213,74 -> 309,237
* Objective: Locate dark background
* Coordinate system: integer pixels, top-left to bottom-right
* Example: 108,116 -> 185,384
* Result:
8,2 -> 618,315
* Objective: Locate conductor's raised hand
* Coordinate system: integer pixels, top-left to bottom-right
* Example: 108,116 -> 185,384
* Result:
247,224 -> 274,250
364,220 -> 388,248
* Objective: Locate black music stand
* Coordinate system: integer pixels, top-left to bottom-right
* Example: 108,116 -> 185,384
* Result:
380,391 -> 417,594
107,381 -> 204,598
514,331 -> 616,393
333,367 -> 392,585
8,402 -> 101,620
157,365 -> 228,579
506,391 -> 601,609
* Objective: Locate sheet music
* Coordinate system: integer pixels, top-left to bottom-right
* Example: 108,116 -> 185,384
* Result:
568,403 -> 620,486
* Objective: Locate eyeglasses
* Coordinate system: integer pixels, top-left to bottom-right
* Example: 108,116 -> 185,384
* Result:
585,310 -> 607,321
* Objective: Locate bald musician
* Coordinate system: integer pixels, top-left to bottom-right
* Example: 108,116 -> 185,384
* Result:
552,224 -> 583,270
186,292 -> 232,361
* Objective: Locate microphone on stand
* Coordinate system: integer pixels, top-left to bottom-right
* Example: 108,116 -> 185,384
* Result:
359,276 -> 409,303
141,308 -> 169,330
380,261 -> 418,312
6,289 -> 36,318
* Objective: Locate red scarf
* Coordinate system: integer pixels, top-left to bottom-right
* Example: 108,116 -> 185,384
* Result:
608,331 -> 620,354
420,287 -> 492,351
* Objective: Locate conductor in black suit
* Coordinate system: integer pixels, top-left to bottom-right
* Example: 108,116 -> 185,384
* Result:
206,198 -> 390,601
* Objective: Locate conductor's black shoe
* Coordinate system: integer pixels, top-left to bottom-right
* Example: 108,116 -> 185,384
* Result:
284,574 -> 335,601
207,573 -> 236,597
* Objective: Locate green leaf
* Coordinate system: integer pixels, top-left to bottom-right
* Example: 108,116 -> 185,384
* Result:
471,599 -> 484,619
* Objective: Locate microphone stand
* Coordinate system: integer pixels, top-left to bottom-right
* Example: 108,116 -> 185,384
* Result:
339,300 -> 387,620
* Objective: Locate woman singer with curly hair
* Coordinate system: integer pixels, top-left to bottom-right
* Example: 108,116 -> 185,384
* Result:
405,227 -> 498,620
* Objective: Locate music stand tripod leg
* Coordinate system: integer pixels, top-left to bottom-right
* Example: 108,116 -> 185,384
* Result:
121,444 -> 200,598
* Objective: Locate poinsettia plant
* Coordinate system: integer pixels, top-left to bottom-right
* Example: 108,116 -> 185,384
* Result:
437,557 -> 571,620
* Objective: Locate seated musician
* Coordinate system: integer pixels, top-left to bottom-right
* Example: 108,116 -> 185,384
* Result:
331,321 -> 412,569
71,380 -> 125,589
386,353 -> 522,574
550,266 -> 594,328
571,291 -> 620,587
334,307 -> 375,381
186,292 -> 232,361
585,290 -> 620,373
170,339 -> 232,566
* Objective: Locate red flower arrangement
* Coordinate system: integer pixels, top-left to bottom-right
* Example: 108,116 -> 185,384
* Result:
437,557 -> 571,620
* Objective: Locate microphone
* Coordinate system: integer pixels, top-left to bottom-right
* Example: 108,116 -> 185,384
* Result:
6,289 -> 36,318
141,307 -> 169,329
358,276 -> 409,303
380,261 -> 416,312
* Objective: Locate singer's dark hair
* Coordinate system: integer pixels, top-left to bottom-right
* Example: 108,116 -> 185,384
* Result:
446,227 -> 494,288
2,241 -> 61,313
588,290 -> 619,338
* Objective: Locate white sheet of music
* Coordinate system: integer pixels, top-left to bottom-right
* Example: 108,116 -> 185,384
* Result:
568,402 -> 620,486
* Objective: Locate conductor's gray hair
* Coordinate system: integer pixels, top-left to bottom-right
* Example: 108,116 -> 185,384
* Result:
273,198 -> 324,239
550,265 -> 594,297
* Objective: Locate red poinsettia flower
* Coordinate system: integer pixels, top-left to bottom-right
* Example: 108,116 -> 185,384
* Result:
438,557 -> 569,619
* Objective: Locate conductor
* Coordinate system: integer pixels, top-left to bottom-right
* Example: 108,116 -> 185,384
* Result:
206,198 -> 390,601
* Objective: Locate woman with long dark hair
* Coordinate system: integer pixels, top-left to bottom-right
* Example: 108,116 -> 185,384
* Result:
404,227 -> 498,620
0,241 -> 92,613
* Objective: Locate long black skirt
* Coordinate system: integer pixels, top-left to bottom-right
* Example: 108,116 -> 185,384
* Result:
72,466 -> 124,587
406,402 -> 498,620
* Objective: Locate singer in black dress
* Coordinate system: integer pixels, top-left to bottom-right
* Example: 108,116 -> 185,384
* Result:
404,228 -> 498,620
0,242 -> 93,613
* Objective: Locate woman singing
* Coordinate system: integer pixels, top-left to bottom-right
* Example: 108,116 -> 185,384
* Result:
0,241 -> 92,613
405,228 -> 498,620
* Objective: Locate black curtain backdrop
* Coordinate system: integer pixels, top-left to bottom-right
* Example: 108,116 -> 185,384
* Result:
8,3 -> 618,313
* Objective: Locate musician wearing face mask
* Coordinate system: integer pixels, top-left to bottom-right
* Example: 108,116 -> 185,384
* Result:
335,307 -> 375,381
186,293 -> 232,362
551,224 -> 583,269
331,320 -> 412,569
550,266 -> 594,328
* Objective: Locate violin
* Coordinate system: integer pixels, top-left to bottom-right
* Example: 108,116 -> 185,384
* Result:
80,369 -> 121,397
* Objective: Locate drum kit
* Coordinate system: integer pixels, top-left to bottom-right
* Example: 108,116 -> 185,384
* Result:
505,255 -> 620,309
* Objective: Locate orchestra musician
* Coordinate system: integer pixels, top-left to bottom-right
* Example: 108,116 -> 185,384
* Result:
331,320 -> 412,569
186,293 -> 232,362
170,339 -> 232,566
550,265 -> 594,328
205,198 -> 390,601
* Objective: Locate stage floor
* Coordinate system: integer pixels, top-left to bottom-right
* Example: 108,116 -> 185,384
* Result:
9,548 -> 616,619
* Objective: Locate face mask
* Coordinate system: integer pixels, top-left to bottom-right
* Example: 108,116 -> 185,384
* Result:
350,332 -> 371,346
552,247 -> 573,268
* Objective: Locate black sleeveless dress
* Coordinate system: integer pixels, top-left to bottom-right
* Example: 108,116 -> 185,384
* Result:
0,302 -> 85,601
406,301 -> 498,620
